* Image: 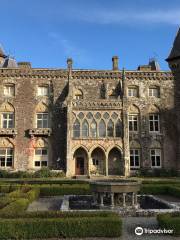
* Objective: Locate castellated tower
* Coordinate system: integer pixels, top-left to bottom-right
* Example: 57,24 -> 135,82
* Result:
166,28 -> 180,172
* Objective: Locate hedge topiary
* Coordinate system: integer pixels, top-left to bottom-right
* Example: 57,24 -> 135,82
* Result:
0,216 -> 122,239
157,213 -> 180,236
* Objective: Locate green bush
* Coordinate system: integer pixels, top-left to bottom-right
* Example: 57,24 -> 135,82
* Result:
0,215 -> 122,239
39,184 -> 90,196
157,213 -> 180,236
8,187 -> 40,202
0,197 -> 15,209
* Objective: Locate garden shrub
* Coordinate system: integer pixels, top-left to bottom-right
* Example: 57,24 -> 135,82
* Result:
0,215 -> 122,239
157,213 -> 180,236
7,187 -> 40,202
0,197 -> 15,209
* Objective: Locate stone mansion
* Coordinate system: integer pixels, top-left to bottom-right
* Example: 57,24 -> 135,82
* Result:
0,30 -> 179,177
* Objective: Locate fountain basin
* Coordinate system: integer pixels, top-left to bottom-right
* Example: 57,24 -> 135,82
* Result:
90,179 -> 141,193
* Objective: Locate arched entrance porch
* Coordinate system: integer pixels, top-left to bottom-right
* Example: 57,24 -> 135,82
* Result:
108,147 -> 123,175
73,147 -> 88,175
90,147 -> 106,175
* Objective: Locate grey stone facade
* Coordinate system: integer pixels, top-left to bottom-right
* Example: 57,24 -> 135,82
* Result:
0,47 -> 177,176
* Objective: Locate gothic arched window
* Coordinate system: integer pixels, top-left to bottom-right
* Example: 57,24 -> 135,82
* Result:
99,119 -> 106,137
82,120 -> 89,137
107,119 -> 114,137
73,119 -> 80,138
90,119 -> 97,138
115,119 -> 122,137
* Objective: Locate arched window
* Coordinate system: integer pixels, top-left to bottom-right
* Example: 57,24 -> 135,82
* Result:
107,119 -> 114,137
82,120 -> 89,137
73,119 -> 80,138
99,119 -> 106,137
90,119 -> 97,138
115,120 -> 122,137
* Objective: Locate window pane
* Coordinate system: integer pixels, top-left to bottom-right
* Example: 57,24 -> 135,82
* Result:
35,149 -> 41,155
6,157 -> 12,167
90,120 -> 97,137
0,157 -> 5,166
107,120 -> 114,137
35,161 -> 40,167
115,120 -> 122,137
42,149 -> 48,155
99,120 -> 106,137
73,119 -> 80,138
82,120 -> 89,137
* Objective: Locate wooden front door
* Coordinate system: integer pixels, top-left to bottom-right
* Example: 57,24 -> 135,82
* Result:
75,157 -> 84,175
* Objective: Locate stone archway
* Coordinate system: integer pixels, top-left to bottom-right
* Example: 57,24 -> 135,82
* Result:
90,147 -> 106,175
108,147 -> 123,175
73,147 -> 88,175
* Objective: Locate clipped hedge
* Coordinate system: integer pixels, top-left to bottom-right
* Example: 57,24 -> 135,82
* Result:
140,184 -> 180,197
7,187 -> 40,202
0,210 -> 117,219
0,215 -> 122,239
0,198 -> 29,216
39,184 -> 90,196
157,213 -> 180,236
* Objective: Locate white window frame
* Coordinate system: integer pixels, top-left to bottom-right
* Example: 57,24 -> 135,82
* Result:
34,148 -> 48,168
128,87 -> 138,97
0,148 -> 14,168
36,113 -> 49,128
149,87 -> 160,98
1,112 -> 14,128
130,149 -> 140,169
128,114 -> 138,132
4,84 -> 15,97
149,114 -> 160,132
150,149 -> 161,168
37,86 -> 49,97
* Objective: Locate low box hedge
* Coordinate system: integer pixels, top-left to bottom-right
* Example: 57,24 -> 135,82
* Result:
157,213 -> 180,236
140,184 -> 180,197
0,215 -> 122,239
39,184 -> 90,196
0,198 -> 29,216
0,210 -> 117,218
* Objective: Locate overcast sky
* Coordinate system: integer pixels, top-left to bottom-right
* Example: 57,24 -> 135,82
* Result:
0,0 -> 179,70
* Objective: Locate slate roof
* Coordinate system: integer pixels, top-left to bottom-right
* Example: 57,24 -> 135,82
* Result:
167,28 -> 180,61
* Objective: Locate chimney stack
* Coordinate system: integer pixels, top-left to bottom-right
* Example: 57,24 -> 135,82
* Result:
67,58 -> 73,70
112,56 -> 119,70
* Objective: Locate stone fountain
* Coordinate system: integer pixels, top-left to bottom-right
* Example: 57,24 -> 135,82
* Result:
90,179 -> 141,209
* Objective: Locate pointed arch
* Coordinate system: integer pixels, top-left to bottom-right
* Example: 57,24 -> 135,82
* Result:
99,119 -> 106,137
149,104 -> 160,113
73,119 -> 80,138
128,104 -> 140,114
35,102 -> 48,113
107,119 -> 114,137
82,119 -> 89,137
0,102 -> 15,112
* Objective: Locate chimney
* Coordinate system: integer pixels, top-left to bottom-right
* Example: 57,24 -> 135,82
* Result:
112,56 -> 119,70
18,62 -> 31,69
67,58 -> 73,70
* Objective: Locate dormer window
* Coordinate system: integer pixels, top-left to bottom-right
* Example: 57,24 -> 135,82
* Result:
37,86 -> 49,97
74,89 -> 83,100
4,84 -> 15,97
